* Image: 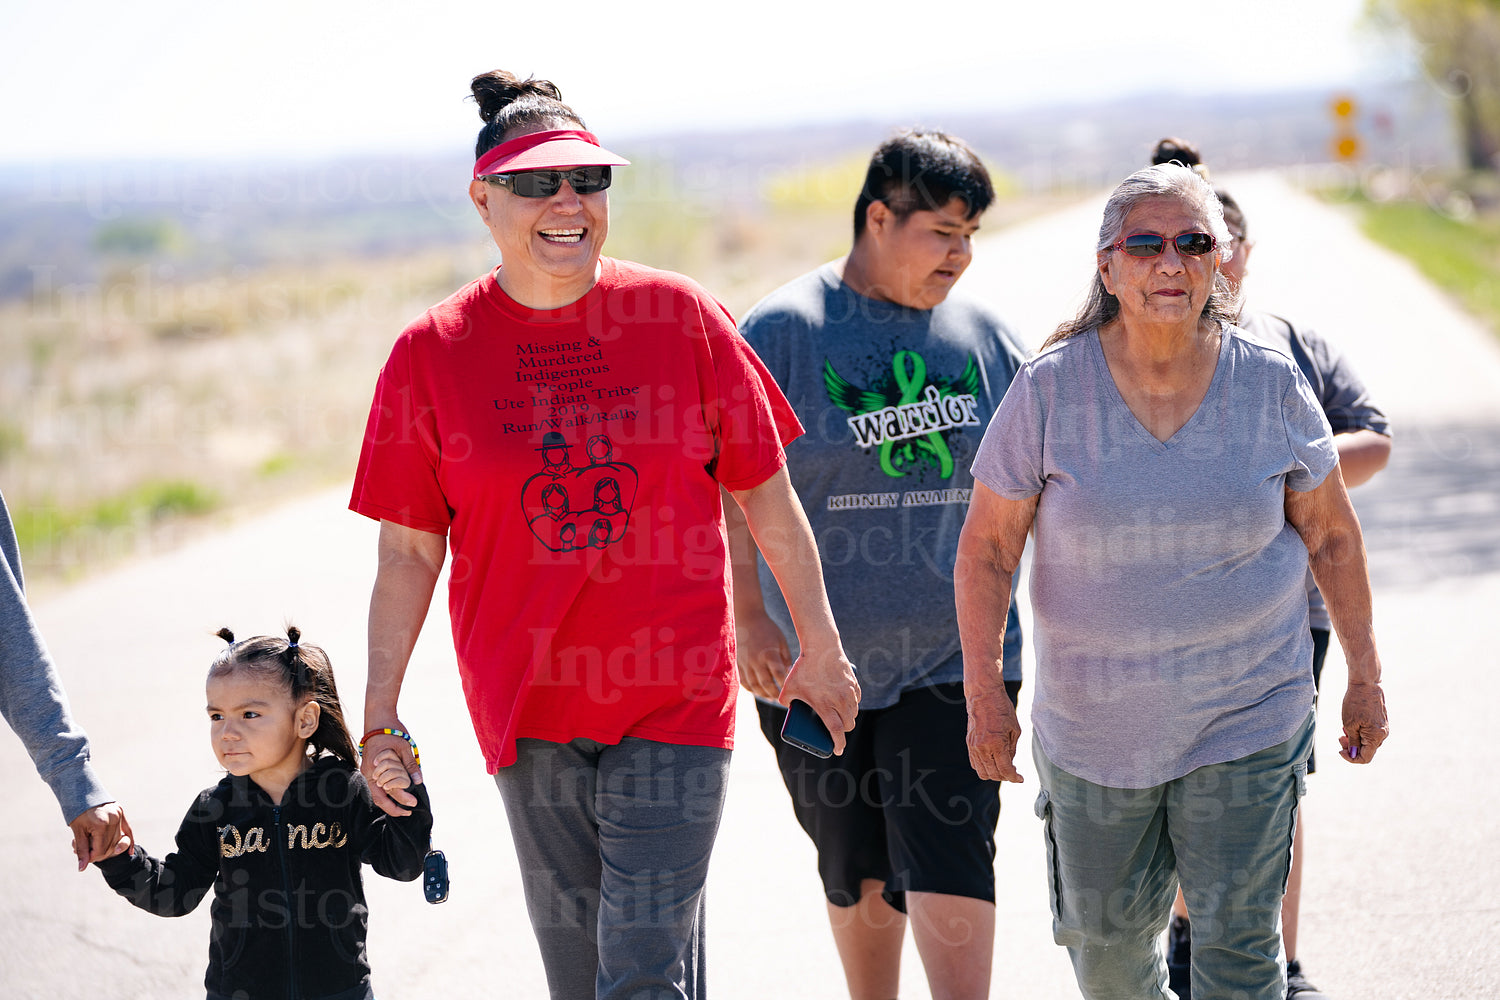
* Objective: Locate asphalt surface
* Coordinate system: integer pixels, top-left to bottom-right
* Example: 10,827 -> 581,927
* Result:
4,172 -> 1499,999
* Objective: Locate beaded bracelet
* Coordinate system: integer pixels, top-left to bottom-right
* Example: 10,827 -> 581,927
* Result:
358,727 -> 421,768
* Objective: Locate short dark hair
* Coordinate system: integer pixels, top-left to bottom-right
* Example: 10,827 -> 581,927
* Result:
470,69 -> 586,160
853,129 -> 994,240
1151,136 -> 1203,169
1150,136 -> 1211,182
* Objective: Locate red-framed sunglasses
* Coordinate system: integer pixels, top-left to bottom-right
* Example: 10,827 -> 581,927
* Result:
1111,232 -> 1218,258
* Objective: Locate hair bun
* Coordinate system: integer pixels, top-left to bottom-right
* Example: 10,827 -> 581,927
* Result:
1151,137 -> 1205,171
471,70 -> 564,123
216,627 -> 236,644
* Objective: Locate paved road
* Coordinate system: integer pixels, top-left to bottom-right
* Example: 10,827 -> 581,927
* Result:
4,173 -> 1499,998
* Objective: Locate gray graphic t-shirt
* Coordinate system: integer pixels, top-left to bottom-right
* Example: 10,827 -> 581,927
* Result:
742,263 -> 1027,709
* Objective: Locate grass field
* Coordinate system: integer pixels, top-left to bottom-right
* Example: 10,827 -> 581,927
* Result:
1,247 -> 492,585
1328,181 -> 1500,340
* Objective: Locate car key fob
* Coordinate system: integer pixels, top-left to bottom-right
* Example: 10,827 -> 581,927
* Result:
423,849 -> 449,904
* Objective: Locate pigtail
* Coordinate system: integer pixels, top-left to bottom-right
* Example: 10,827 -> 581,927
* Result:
283,624 -> 312,694
282,625 -> 359,764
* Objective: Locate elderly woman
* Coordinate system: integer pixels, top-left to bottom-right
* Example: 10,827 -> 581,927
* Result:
956,163 -> 1389,1000
350,70 -> 859,1000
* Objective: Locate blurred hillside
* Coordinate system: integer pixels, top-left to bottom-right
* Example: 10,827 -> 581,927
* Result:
634,81 -> 1457,202
0,81 -> 1457,303
0,82 -> 1460,583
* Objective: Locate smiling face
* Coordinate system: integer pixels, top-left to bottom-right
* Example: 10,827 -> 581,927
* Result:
470,152 -> 609,310
207,670 -> 318,796
1099,195 -> 1221,330
850,196 -> 980,310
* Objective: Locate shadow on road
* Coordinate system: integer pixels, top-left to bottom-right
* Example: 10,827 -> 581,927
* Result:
1355,421 -> 1500,588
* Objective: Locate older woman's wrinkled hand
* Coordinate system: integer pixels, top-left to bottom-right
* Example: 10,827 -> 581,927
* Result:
1339,680 -> 1389,764
967,687 -> 1024,783
778,645 -> 860,755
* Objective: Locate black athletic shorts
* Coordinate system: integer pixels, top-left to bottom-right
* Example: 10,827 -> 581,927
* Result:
757,679 -> 1021,913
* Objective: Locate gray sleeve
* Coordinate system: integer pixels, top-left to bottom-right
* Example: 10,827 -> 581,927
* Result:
1290,320 -> 1391,438
1281,372 -> 1340,494
971,363 -> 1046,499
0,493 -> 112,822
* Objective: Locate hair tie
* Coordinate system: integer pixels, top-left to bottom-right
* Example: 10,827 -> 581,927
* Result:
288,641 -> 299,649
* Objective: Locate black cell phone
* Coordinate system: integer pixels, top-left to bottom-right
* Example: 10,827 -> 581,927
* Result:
423,849 -> 449,904
780,699 -> 834,759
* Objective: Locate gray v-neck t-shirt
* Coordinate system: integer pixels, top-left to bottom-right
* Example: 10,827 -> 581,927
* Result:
971,326 -> 1337,788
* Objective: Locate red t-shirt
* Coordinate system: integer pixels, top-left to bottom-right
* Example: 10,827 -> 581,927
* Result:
350,258 -> 801,770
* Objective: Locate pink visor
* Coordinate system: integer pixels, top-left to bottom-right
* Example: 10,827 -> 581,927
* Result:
473,129 -> 630,179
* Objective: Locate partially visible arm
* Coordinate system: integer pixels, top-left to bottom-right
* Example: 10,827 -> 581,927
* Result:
95,798 -> 218,916
728,467 -> 859,753
1284,468 -> 1389,763
1275,315 -> 1390,490
363,520 -> 447,815
0,493 -> 122,866
1333,429 -> 1391,489
720,486 -> 791,700
358,777 -> 434,882
955,483 -> 1037,783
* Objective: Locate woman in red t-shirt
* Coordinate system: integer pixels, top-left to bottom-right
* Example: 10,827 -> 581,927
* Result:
350,69 -> 860,1000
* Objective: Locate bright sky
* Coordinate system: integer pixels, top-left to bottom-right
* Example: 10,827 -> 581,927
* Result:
1,0 -> 1398,164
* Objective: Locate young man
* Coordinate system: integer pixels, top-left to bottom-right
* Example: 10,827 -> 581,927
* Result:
725,129 -> 1025,1000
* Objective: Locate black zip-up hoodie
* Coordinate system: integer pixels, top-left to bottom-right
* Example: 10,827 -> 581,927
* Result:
98,756 -> 432,1000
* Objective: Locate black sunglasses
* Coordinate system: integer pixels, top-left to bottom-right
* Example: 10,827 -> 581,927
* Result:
1111,232 -> 1218,258
488,165 -> 612,198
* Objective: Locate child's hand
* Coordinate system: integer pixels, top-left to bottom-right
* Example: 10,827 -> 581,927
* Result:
371,748 -> 412,794
99,830 -> 134,862
361,730 -> 421,816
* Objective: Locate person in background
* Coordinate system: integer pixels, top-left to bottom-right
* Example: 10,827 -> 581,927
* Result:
1,487 -> 131,871
1150,137 -> 1393,1000
351,70 -> 859,1000
726,128 -> 1026,1000
958,163 -> 1390,1000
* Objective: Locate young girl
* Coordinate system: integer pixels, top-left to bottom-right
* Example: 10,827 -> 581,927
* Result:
96,626 -> 432,1000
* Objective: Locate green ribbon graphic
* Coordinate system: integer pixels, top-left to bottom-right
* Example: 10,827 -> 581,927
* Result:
880,351 -> 954,478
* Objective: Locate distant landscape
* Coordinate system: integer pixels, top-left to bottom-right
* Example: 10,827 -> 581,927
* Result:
0,82 -> 1467,585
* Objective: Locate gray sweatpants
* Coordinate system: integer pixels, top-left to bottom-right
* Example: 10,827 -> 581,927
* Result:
495,736 -> 732,1000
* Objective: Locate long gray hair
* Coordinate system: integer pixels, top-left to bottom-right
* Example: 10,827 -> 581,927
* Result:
1043,164 -> 1240,350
